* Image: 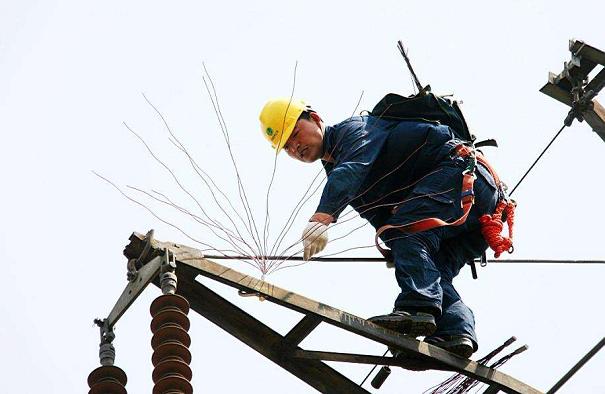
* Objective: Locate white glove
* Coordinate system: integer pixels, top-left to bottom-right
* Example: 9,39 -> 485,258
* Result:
302,221 -> 329,260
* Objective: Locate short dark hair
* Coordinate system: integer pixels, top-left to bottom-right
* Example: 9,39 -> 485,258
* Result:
298,110 -> 316,122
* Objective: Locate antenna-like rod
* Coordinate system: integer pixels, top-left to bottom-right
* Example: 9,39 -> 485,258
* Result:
397,40 -> 424,92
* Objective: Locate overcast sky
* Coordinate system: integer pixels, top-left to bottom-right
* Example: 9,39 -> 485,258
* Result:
1,1 -> 604,393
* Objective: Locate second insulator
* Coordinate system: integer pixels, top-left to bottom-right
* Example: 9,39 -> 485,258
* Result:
88,365 -> 127,394
150,294 -> 193,394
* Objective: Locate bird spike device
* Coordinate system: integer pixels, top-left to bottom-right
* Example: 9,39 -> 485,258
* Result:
88,231 -> 605,393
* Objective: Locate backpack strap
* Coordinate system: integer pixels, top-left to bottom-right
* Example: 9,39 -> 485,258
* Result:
375,144 -> 478,259
375,145 -> 515,269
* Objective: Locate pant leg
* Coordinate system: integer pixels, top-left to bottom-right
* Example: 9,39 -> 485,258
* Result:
384,160 -> 466,316
390,231 -> 444,316
383,156 -> 498,337
426,171 -> 500,349
430,244 -> 478,348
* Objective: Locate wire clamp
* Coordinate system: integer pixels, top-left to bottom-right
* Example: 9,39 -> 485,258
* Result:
93,318 -> 116,366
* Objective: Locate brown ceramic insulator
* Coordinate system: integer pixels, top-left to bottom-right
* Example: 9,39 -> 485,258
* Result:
89,381 -> 127,394
151,324 -> 191,349
150,309 -> 190,333
150,294 -> 190,316
152,375 -> 193,394
152,342 -> 192,366
152,359 -> 192,383
150,294 -> 193,393
88,365 -> 127,394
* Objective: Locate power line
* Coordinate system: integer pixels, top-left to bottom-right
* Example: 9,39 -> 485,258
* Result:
509,123 -> 567,196
203,255 -> 605,265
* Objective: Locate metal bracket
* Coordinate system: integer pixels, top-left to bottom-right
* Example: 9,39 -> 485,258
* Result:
106,255 -> 163,329
160,248 -> 177,295
127,229 -> 155,281
92,230 -> 163,367
540,39 -> 605,141
93,318 -> 116,366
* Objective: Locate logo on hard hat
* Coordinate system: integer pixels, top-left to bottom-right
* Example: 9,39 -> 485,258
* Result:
266,127 -> 274,136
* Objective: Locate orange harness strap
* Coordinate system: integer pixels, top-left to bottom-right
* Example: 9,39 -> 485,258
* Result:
374,144 -> 515,261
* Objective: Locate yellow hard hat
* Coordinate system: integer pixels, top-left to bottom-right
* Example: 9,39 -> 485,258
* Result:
259,98 -> 309,151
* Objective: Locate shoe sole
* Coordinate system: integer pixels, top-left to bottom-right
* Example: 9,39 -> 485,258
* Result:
369,314 -> 436,337
447,344 -> 474,358
427,338 -> 474,358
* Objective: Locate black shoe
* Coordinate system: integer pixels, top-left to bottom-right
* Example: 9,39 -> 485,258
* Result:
368,310 -> 436,337
425,335 -> 475,358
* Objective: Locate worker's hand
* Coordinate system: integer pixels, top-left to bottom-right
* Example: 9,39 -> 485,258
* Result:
302,221 -> 329,261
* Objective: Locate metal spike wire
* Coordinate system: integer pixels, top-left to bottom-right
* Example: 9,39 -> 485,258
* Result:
122,122 -> 248,250
126,186 -> 255,260
272,185 -> 457,271
201,72 -> 264,259
272,131 -> 433,269
201,64 -> 265,262
93,172 -> 251,263
201,64 -> 264,254
99,90 -> 268,270
262,61 -> 299,271
141,93 -> 259,259
265,90 -> 368,271
266,86 -> 365,259
136,92 -> 266,269
441,345 -> 529,394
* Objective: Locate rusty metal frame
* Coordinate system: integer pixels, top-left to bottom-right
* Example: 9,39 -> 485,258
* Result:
124,232 -> 544,394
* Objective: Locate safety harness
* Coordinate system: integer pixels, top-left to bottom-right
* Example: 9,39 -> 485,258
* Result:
374,144 -> 516,267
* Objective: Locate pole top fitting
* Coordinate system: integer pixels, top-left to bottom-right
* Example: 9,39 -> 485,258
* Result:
160,248 -> 177,295
94,318 -> 116,366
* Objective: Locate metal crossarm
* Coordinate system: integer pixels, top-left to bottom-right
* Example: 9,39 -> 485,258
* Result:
124,232 -> 544,394
540,39 -> 605,141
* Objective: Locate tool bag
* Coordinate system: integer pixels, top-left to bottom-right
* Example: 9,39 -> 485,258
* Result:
370,91 -> 477,144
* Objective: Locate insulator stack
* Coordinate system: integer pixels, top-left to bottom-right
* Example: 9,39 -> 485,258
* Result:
88,365 -> 127,394
150,294 -> 193,394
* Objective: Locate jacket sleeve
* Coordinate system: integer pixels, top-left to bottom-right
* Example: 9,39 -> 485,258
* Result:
316,119 -> 387,220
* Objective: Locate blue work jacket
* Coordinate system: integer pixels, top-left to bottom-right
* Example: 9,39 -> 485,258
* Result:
317,116 -> 462,229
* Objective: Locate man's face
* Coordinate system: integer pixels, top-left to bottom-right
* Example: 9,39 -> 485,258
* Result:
283,112 -> 324,163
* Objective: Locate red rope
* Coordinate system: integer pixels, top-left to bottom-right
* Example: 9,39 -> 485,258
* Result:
479,201 -> 516,258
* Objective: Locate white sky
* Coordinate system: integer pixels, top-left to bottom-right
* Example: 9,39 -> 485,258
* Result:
1,1 -> 604,393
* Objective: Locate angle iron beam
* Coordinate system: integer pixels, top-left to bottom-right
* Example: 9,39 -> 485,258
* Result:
283,315 -> 323,347
571,39 -> 605,66
127,233 -> 543,394
106,255 -> 162,328
539,81 -> 605,142
179,260 -> 539,393
172,268 -> 369,394
584,67 -> 605,94
290,349 -> 447,371
540,80 -> 573,106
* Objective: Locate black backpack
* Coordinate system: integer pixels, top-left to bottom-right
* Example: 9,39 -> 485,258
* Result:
370,91 -> 476,144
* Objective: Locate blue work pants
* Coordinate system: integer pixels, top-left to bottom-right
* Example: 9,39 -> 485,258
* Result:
383,156 -> 498,348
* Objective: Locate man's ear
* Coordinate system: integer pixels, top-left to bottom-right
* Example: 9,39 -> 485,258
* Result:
310,111 -> 323,126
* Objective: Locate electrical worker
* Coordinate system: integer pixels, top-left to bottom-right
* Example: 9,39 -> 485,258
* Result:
259,97 -> 506,358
